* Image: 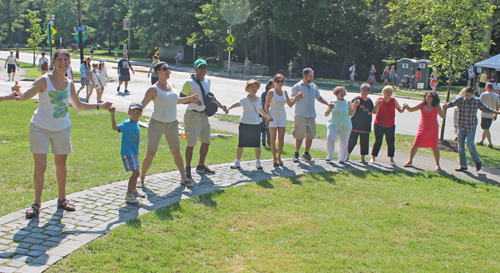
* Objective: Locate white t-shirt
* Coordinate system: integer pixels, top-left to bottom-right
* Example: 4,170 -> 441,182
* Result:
66,67 -> 73,80
349,66 -> 355,76
7,55 -> 16,65
239,96 -> 261,125
181,77 -> 211,112
90,71 -> 100,87
480,92 -> 499,118
39,57 -> 48,67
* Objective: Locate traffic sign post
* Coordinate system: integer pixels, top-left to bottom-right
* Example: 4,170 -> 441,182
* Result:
74,26 -> 87,32
193,43 -> 196,64
226,26 -> 235,73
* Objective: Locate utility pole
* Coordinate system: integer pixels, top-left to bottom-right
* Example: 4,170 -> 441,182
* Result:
128,0 -> 131,56
78,0 -> 84,63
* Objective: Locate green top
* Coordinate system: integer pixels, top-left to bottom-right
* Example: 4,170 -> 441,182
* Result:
245,60 -> 251,65
114,48 -> 118,54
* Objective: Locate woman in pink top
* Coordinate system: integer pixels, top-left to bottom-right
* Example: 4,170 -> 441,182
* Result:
370,86 -> 406,165
403,92 -> 444,171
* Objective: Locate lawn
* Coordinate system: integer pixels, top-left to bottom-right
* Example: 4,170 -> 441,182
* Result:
0,100 -> 326,216
1,58 -> 81,80
215,114 -> 500,168
49,170 -> 500,272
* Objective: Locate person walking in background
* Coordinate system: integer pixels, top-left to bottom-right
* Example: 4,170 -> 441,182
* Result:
370,86 -> 407,165
288,59 -> 294,78
174,53 -> 180,67
403,92 -> 445,171
4,50 -> 17,81
15,46 -> 20,60
347,83 -> 381,164
117,53 -> 135,93
88,63 -> 102,103
429,69 -> 438,92
381,66 -> 390,87
178,51 -> 183,65
443,87 -> 500,171
349,63 -> 357,86
148,55 -> 160,85
227,79 -> 267,169
99,59 -> 108,99
291,68 -> 334,163
265,74 -> 302,166
478,70 -> 488,95
90,45 -> 95,58
414,68 -> 422,90
477,82 -> 499,148
77,57 -> 91,97
487,70 -> 498,83
325,86 -> 356,164
366,64 -> 377,86
245,57 -> 251,75
65,64 -> 73,81
260,80 -> 274,148
389,65 -> 397,86
38,52 -> 49,75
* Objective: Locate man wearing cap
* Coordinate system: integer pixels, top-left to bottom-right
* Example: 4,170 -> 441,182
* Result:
180,59 -> 228,177
291,67 -> 334,163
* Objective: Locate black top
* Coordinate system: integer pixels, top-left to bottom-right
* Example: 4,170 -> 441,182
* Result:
350,96 -> 374,133
118,59 -> 132,75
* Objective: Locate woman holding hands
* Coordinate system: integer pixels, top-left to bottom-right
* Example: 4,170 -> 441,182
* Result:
264,73 -> 303,166
403,92 -> 444,171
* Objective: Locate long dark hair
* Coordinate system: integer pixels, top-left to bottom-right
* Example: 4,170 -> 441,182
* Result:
423,91 -> 440,107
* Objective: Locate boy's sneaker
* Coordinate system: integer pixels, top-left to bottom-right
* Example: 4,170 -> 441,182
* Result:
132,189 -> 145,198
125,192 -> 139,204
117,87 -> 120,92
293,152 -> 299,162
256,159 -> 262,169
231,160 -> 241,169
196,165 -> 215,174
301,152 -> 314,163
185,166 -> 192,178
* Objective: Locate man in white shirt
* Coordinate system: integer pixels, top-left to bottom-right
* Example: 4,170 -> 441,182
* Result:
349,63 -> 357,86
4,51 -> 17,81
477,82 -> 500,148
38,52 -> 49,75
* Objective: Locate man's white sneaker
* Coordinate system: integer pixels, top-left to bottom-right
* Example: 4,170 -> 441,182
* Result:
125,192 -> 139,204
256,159 -> 262,169
231,160 -> 241,169
132,189 -> 145,198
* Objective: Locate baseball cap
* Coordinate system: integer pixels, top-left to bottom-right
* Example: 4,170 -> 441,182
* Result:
194,59 -> 208,68
129,102 -> 143,111
100,58 -> 105,63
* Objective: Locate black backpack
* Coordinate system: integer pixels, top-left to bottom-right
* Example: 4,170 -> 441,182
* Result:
191,74 -> 219,117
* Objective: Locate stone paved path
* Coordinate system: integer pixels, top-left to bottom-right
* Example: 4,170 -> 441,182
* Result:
0,158 -> 400,273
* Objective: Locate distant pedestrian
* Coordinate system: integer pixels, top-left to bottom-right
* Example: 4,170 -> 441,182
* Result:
148,55 -> 160,85
88,63 -> 102,103
487,70 -> 498,83
38,52 -> 49,75
178,51 -> 183,64
366,64 -> 377,86
288,59 -> 293,78
442,87 -> 500,171
403,92 -> 445,171
99,59 -> 108,99
429,69 -> 438,91
381,66 -> 390,87
4,50 -> 17,81
117,53 -> 135,93
175,52 -> 180,67
227,79 -> 266,169
325,86 -> 356,164
77,57 -> 91,97
349,63 -> 357,86
66,64 -> 73,80
478,70 -> 487,94
90,45 -> 95,58
15,46 -> 20,60
414,68 -> 422,89
477,82 -> 499,148
245,57 -> 251,75
260,79 -> 273,148
108,103 -> 146,204
114,47 -> 119,60
389,65 -> 397,86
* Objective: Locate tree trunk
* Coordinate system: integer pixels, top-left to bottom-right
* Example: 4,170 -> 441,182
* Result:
440,56 -> 454,141
264,30 -> 267,66
273,34 -> 276,72
300,43 -> 310,68
33,49 -> 36,66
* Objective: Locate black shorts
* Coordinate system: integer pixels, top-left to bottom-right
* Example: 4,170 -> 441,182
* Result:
479,82 -> 486,88
238,123 -> 261,147
7,64 -> 15,73
119,74 -> 130,82
481,117 -> 493,129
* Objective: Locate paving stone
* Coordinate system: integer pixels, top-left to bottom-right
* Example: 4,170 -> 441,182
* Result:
21,238 -> 43,245
25,250 -> 45,257
29,245 -> 52,252
0,252 -> 14,258
2,234 -> 14,240
74,226 -> 90,231
9,242 -> 32,249
16,263 -> 49,273
93,215 -> 110,221
41,241 -> 60,247
58,240 -> 86,250
6,247 -> 29,255
0,266 -> 17,273
0,244 -> 10,251
29,233 -> 49,240
7,259 -> 26,267
44,226 -> 63,232
11,255 -> 34,263
45,236 -> 65,243
31,254 -> 63,266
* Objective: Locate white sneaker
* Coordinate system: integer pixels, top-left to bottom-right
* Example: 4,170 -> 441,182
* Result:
132,189 -> 145,198
231,160 -> 241,169
369,158 -> 375,163
256,159 -> 262,169
125,192 -> 139,204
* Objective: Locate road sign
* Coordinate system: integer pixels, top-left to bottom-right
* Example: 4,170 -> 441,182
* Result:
226,34 -> 235,45
227,47 -> 233,51
193,43 -> 196,48
46,14 -> 55,20
51,26 -> 57,36
74,26 -> 87,32
123,19 -> 129,30
74,33 -> 87,43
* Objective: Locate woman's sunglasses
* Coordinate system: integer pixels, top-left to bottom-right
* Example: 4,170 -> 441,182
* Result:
275,80 -> 285,83
161,66 -> 171,71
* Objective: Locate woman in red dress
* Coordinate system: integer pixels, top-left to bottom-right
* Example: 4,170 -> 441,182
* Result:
403,92 -> 444,171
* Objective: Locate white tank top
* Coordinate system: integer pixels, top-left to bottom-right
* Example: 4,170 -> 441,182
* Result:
31,75 -> 72,131
269,89 -> 287,118
151,84 -> 178,123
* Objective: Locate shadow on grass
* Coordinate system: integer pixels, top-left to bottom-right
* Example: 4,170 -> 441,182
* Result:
256,179 -> 274,189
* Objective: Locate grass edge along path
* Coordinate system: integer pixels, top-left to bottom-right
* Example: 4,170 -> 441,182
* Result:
49,170 -> 500,272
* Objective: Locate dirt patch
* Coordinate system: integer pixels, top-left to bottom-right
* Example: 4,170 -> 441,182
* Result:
439,139 -> 458,153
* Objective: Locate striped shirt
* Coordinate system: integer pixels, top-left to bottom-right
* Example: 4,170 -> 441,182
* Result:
446,96 -> 493,131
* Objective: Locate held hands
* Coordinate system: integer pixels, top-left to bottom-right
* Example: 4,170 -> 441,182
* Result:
101,101 -> 113,111
327,102 -> 335,109
375,99 -> 383,106
109,106 -> 116,114
189,94 -> 199,104
267,115 -> 274,122
11,81 -> 22,100
442,104 -> 449,111
195,100 -> 203,106
296,91 -> 305,99
221,105 -> 229,114
402,103 -> 408,110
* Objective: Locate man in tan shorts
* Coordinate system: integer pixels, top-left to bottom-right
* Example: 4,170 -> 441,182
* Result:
290,68 -> 334,163
180,59 -> 228,178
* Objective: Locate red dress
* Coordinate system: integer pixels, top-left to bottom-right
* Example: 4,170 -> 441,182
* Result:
413,106 -> 438,148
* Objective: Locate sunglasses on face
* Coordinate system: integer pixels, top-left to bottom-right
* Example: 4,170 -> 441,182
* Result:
161,66 -> 171,71
275,80 -> 285,83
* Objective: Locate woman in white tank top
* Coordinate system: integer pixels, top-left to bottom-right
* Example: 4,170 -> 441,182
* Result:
10,49 -> 112,218
139,62 -> 198,188
264,73 -> 303,166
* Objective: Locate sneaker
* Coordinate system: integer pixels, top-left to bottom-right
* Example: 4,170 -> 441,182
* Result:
231,160 -> 241,169
369,158 -> 375,163
196,165 -> 215,174
256,159 -> 262,169
301,152 -> 314,162
325,159 -> 331,162
477,141 -> 484,146
339,161 -> 345,165
476,161 -> 482,171
124,89 -> 130,93
125,192 -> 139,204
132,189 -> 145,198
117,87 -> 120,92
185,166 -> 192,178
293,152 -> 299,162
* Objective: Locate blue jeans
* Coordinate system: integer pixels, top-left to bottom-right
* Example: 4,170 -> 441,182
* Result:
457,128 -> 481,168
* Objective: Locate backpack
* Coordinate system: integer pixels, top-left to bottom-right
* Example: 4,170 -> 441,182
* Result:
41,58 -> 48,71
191,74 -> 219,117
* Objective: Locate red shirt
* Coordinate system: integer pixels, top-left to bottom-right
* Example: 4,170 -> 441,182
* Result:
374,97 -> 395,127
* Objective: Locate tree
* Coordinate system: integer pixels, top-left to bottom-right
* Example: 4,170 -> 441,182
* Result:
0,0 -> 26,45
24,9 -> 44,65
387,0 -> 494,140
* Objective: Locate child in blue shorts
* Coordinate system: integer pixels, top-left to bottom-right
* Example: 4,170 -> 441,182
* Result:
109,102 -> 146,204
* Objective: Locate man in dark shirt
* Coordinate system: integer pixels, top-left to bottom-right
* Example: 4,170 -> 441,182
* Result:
117,53 -> 135,93
347,83 -> 382,164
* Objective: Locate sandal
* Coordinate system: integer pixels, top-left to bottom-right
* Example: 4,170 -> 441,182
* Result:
403,162 -> 413,167
57,199 -> 76,211
273,160 -> 280,166
360,160 -> 368,165
26,203 -> 40,219
487,144 -> 493,148
476,141 -> 484,146
181,180 -> 194,189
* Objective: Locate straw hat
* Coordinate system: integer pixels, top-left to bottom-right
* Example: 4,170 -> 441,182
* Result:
245,79 -> 261,91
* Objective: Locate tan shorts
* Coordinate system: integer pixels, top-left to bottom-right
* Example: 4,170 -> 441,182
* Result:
184,110 -> 211,147
29,123 -> 73,154
147,118 -> 181,152
292,116 -> 316,140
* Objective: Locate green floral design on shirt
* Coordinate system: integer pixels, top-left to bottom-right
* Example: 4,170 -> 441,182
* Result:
49,90 -> 69,118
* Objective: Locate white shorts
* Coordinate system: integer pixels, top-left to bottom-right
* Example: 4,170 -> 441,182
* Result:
29,123 -> 72,154
269,116 -> 287,128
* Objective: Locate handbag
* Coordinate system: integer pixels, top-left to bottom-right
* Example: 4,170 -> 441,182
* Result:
248,96 -> 267,132
191,74 -> 219,116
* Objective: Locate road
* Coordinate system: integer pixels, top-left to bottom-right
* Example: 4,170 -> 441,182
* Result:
1,50 -> 498,141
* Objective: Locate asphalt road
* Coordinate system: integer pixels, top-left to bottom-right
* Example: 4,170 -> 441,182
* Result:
1,50 -> 498,142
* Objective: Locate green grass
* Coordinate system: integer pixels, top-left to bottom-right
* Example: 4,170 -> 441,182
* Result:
49,171 -> 500,272
215,114 -> 500,168
0,101 -> 326,217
